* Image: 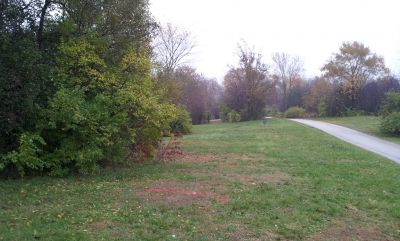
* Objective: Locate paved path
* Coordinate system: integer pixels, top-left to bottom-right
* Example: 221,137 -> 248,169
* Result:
291,119 -> 400,164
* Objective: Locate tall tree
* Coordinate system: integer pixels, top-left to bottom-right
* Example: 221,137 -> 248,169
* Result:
224,44 -> 273,120
153,23 -> 195,74
303,77 -> 333,113
272,52 -> 304,110
322,41 -> 389,109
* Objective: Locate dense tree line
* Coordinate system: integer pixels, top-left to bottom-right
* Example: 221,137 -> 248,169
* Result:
0,0 -> 190,177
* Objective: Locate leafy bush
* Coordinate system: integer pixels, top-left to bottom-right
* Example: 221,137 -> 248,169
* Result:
170,107 -> 192,135
1,133 -> 46,177
318,99 -> 328,117
380,92 -> 400,136
219,104 -> 231,122
342,109 -> 365,117
284,107 -> 306,118
1,41 -> 179,177
381,112 -> 400,135
202,111 -> 211,124
228,110 -> 241,123
380,92 -> 400,118
264,106 -> 279,117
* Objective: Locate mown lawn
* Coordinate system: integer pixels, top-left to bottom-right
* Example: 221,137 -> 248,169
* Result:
317,116 -> 400,144
1,119 -> 400,240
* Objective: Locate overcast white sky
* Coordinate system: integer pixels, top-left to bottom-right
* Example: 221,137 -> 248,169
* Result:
150,0 -> 400,82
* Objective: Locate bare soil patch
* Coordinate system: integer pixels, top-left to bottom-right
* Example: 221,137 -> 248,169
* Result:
174,152 -> 265,164
307,220 -> 395,241
173,152 -> 289,186
135,180 -> 229,207
90,220 -> 114,230
226,171 -> 289,185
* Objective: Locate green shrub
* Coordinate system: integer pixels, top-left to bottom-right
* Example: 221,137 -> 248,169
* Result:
228,110 -> 241,123
381,112 -> 400,135
1,133 -> 46,177
379,92 -> 400,136
342,109 -> 365,117
202,111 -> 211,124
380,92 -> 400,118
1,42 -> 179,177
264,106 -> 279,117
284,107 -> 306,118
170,107 -> 192,135
219,104 -> 230,122
318,99 -> 328,117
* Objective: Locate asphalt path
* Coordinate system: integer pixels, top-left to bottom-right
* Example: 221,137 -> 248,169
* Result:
291,119 -> 400,164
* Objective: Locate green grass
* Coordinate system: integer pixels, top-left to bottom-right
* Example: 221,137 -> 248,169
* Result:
1,119 -> 400,240
316,116 -> 400,143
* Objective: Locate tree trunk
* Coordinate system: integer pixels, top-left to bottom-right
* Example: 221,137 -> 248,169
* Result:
37,0 -> 52,49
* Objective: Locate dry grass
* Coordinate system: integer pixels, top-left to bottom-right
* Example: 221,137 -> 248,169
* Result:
307,220 -> 395,241
135,180 -> 229,207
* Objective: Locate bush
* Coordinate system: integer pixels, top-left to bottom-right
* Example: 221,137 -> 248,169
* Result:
318,99 -> 328,117
284,107 -> 306,118
0,44 -> 179,177
342,109 -> 365,117
219,104 -> 230,122
227,110 -> 241,123
170,107 -> 192,135
380,92 -> 400,136
202,111 -> 211,124
264,106 -> 279,117
1,133 -> 46,177
381,112 -> 400,135
380,92 -> 400,118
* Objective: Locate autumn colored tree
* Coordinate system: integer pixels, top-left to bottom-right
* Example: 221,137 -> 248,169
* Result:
173,67 -> 222,124
224,44 -> 273,120
322,41 -> 389,109
303,77 -> 333,114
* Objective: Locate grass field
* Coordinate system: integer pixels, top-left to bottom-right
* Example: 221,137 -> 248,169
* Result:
1,119 -> 400,240
317,116 -> 400,144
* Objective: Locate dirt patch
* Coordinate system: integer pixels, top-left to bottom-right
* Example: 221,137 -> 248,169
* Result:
226,171 -> 289,185
307,220 -> 395,241
174,152 -> 265,164
90,220 -> 114,230
174,153 -> 222,164
173,152 -> 289,186
135,181 -> 229,207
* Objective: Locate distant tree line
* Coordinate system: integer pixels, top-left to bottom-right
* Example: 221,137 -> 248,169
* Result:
220,41 -> 399,121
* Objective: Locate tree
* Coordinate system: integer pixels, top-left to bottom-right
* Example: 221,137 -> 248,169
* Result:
0,0 -> 180,177
303,77 -> 333,113
322,41 -> 389,109
153,23 -> 195,74
224,44 -> 273,120
173,67 -> 222,124
272,52 -> 304,110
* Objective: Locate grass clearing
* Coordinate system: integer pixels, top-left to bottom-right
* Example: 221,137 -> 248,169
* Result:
317,116 -> 400,143
1,119 -> 400,240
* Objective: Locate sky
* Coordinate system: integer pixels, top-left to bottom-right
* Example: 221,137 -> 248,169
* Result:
150,0 -> 400,82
